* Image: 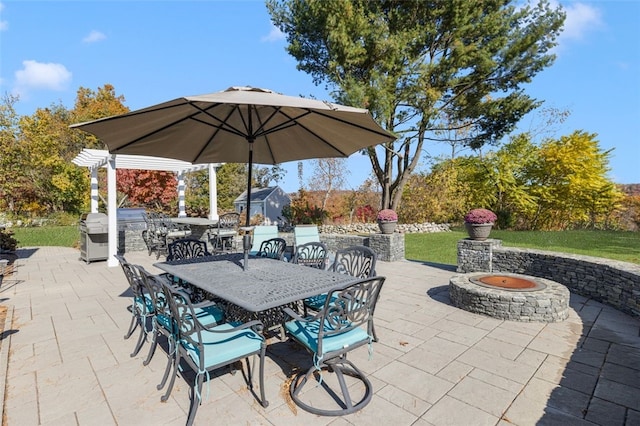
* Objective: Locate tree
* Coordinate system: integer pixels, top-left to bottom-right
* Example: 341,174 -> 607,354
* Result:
116,169 -> 178,213
308,158 -> 349,210
268,0 -> 565,210
528,131 -> 623,230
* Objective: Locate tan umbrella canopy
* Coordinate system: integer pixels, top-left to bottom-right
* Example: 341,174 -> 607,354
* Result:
71,86 -> 395,267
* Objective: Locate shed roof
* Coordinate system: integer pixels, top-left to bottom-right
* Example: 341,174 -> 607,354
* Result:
234,186 -> 290,203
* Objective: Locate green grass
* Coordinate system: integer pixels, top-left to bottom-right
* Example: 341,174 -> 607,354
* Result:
405,228 -> 640,266
12,225 -> 79,249
9,224 -> 640,266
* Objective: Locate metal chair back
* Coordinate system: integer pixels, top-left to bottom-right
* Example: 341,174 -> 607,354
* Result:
331,245 -> 377,278
292,241 -> 328,269
167,238 -> 211,261
257,237 -> 287,260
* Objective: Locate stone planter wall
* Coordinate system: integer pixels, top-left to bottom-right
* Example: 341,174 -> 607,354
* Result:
457,239 -> 640,318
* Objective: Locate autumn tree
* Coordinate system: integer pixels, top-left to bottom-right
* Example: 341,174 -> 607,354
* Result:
527,131 -> 623,230
268,0 -> 565,211
398,160 -> 468,224
116,169 -> 178,213
308,158 -> 349,210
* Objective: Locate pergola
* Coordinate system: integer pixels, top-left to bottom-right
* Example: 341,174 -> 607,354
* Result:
73,148 -> 221,267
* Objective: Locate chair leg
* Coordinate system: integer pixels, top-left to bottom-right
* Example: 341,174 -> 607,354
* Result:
129,321 -> 147,357
289,356 -> 372,416
124,309 -> 138,339
258,349 -> 269,408
186,372 -> 205,426
157,342 -> 175,391
161,352 -> 181,402
142,330 -> 158,366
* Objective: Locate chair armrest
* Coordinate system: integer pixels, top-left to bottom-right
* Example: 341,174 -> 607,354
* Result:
283,307 -> 321,322
202,319 -> 264,334
193,300 -> 218,308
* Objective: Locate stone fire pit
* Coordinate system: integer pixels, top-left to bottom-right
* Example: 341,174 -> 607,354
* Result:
449,272 -> 569,322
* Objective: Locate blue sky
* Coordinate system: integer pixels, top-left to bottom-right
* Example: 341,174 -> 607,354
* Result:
1,0 -> 638,193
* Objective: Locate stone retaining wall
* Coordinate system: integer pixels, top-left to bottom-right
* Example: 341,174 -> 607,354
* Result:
457,239 -> 640,318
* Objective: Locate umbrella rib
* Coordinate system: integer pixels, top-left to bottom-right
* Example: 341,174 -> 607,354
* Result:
107,104 -> 197,153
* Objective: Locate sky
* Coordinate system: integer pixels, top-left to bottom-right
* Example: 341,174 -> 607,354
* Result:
1,0 -> 639,194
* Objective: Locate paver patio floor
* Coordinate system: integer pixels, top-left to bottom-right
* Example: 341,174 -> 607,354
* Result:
1,246 -> 639,425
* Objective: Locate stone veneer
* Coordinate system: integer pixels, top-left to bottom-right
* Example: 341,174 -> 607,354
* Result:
121,226 -> 406,262
457,238 -> 640,318
449,273 -> 570,322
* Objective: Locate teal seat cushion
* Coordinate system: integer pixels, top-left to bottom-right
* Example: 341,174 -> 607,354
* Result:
284,319 -> 369,356
194,305 -> 225,326
181,323 -> 263,367
303,293 -> 337,311
134,295 -> 154,314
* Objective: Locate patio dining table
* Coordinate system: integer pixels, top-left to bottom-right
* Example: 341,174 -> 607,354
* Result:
154,253 -> 360,331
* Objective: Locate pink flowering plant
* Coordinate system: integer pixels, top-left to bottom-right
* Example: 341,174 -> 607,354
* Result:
464,208 -> 497,224
377,209 -> 398,222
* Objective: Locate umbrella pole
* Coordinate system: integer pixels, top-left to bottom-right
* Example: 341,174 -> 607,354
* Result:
242,139 -> 255,270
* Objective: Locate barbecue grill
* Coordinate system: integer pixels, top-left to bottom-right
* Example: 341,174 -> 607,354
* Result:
79,213 -> 109,263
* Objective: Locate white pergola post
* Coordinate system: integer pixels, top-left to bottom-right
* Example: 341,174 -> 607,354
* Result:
208,163 -> 219,220
90,168 -> 99,213
72,149 -> 222,268
177,171 -> 186,217
107,155 -> 118,267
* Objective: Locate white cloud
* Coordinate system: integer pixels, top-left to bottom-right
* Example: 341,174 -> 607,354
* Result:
560,2 -> 602,41
83,30 -> 106,43
261,24 -> 284,42
1,2 -> 8,31
14,60 -> 72,95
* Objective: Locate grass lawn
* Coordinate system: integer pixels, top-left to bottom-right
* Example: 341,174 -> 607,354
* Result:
9,225 -> 640,266
11,225 -> 80,249
405,228 -> 640,266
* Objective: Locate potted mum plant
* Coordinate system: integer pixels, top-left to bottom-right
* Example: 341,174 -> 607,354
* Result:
463,208 -> 497,240
376,209 -> 398,234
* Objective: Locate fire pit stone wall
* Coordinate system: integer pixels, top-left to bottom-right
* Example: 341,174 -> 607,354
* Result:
457,239 -> 640,319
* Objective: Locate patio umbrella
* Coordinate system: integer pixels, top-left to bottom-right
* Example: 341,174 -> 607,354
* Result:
71,86 -> 395,268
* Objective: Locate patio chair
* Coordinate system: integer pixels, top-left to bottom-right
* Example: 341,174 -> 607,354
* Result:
284,275 -> 385,416
115,254 -> 154,357
141,212 -> 165,257
292,241 -> 328,269
162,281 -> 268,425
167,238 -> 211,260
249,225 -> 278,256
303,245 -> 379,340
138,269 -> 225,402
256,237 -> 287,260
210,212 -> 240,253
167,238 -> 215,302
293,224 -> 320,249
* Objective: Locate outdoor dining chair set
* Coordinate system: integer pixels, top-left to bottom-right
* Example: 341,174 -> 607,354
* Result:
115,240 -> 384,422
116,253 -> 265,425
141,211 -> 192,259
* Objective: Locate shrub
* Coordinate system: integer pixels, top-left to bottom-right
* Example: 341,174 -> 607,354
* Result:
0,229 -> 18,252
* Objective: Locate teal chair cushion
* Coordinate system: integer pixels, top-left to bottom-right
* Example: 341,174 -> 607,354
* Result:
303,293 -> 337,311
284,318 -> 369,357
194,305 -> 225,325
181,323 -> 263,367
135,295 -> 154,314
